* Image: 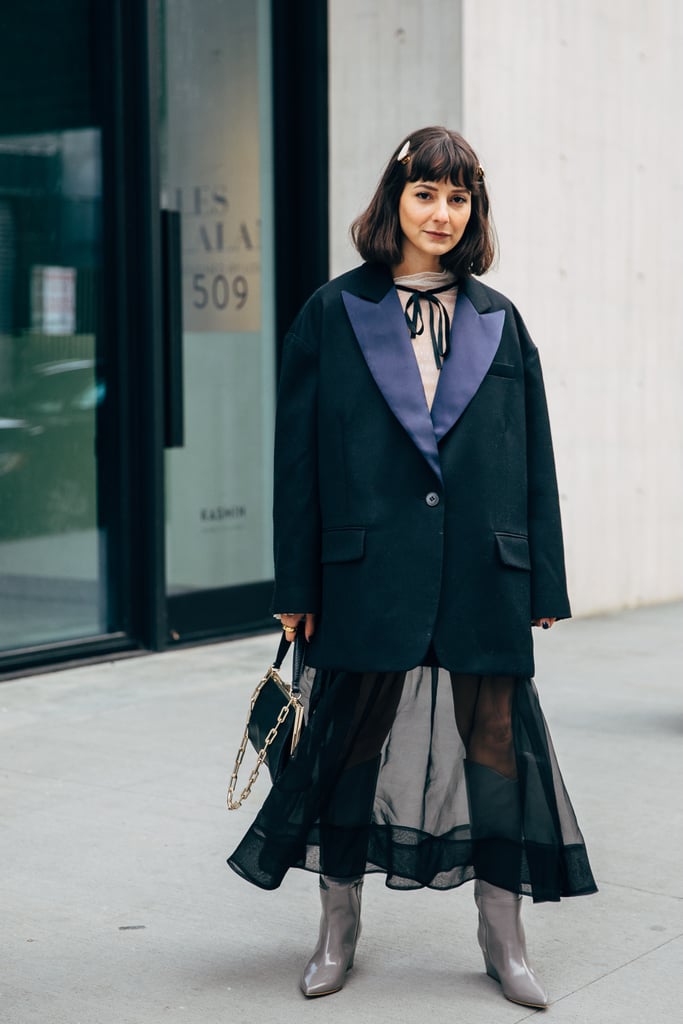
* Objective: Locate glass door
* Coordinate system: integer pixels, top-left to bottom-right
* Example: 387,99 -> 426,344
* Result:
0,2 -> 125,662
158,0 -> 276,641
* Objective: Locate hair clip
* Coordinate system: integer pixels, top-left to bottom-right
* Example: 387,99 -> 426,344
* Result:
476,165 -> 485,181
397,140 -> 411,164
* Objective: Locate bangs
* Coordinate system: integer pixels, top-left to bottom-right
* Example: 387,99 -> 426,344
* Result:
407,134 -> 479,190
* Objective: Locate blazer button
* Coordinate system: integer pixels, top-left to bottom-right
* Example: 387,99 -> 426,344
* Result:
425,491 -> 440,507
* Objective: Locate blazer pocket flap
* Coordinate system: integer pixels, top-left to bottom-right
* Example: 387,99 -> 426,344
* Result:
321,527 -> 366,564
487,361 -> 516,379
495,532 -> 531,570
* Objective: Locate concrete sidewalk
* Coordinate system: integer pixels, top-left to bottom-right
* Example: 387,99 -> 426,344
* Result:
2,602 -> 682,1024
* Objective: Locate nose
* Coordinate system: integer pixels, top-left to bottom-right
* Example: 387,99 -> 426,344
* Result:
432,198 -> 449,223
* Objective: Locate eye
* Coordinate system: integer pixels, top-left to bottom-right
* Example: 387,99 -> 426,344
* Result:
451,195 -> 468,204
415,191 -> 432,200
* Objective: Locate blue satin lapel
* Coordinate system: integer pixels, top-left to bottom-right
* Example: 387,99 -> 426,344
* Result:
342,289 -> 443,482
430,294 -> 505,441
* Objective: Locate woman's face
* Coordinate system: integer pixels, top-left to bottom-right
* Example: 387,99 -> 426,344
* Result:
397,178 -> 472,271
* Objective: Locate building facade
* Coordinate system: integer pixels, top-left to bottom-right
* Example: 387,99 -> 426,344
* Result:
2,0 -> 681,677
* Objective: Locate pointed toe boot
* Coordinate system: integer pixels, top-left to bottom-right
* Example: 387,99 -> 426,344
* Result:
474,880 -> 549,1009
300,876 -> 363,998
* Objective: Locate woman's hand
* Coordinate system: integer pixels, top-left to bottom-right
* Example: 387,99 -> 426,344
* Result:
280,613 -> 316,642
532,618 -> 557,630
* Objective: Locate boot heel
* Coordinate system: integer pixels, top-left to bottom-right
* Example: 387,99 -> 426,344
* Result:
483,954 -> 500,982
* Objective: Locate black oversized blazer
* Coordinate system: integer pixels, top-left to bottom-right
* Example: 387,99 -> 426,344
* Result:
272,262 -> 571,676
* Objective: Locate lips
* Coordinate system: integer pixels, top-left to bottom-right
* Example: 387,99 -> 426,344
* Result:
425,231 -> 451,239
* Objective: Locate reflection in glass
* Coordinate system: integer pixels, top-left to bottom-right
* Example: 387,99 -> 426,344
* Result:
0,129 -> 107,651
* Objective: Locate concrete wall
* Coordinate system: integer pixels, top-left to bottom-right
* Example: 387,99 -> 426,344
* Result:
328,0 -> 683,616
328,0 -> 462,275
461,0 -> 683,614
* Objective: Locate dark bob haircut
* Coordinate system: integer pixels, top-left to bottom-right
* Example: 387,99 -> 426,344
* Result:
350,126 -> 496,277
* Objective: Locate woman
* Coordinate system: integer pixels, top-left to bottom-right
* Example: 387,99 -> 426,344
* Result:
228,127 -> 596,1008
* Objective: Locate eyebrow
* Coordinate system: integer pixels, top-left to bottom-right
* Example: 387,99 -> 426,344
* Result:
413,182 -> 470,193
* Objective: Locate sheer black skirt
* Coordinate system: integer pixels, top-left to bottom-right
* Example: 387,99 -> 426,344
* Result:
228,666 -> 597,903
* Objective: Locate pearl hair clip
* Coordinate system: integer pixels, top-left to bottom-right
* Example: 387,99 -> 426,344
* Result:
397,139 -> 411,164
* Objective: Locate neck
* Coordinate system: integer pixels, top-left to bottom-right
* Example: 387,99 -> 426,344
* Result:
392,253 -> 443,277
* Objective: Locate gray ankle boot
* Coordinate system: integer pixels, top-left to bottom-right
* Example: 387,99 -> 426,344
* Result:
474,880 -> 549,1008
300,875 -> 363,997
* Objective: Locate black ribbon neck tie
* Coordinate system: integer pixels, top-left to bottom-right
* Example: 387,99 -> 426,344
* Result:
395,283 -> 453,369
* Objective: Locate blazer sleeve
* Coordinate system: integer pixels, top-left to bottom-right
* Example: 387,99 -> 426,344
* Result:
516,309 -> 572,621
270,321 -> 322,614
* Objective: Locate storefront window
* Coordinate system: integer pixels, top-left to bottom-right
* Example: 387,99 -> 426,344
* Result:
159,0 -> 276,597
0,2 -> 112,654
0,122 -> 107,651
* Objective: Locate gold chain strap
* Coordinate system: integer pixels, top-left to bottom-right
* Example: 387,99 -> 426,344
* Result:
227,668 -> 301,810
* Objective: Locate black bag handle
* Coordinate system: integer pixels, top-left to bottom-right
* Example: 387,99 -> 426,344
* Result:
272,624 -> 306,695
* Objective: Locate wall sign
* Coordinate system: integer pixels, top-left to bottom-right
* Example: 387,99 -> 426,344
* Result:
161,1 -> 262,332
